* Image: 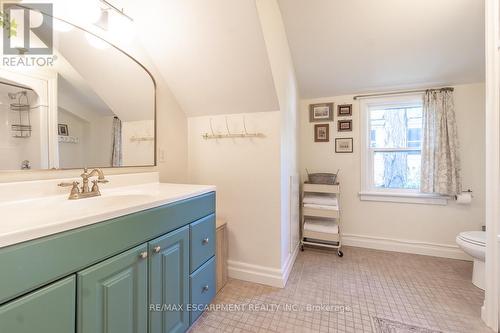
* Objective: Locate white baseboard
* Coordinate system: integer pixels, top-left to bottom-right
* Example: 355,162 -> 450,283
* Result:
281,243 -> 300,286
228,243 -> 300,288
228,260 -> 284,288
342,233 -> 472,261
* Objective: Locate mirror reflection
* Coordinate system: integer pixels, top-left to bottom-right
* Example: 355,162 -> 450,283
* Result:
0,9 -> 155,171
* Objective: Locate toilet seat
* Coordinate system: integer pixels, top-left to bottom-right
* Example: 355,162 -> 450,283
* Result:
457,231 -> 486,247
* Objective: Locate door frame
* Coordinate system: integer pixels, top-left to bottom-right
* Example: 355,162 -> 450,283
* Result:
484,0 -> 500,330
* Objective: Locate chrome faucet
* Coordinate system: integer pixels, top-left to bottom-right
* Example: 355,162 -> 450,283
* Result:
58,168 -> 109,200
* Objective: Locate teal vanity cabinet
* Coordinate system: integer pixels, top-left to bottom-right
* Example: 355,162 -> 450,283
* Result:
0,276 -> 76,333
77,244 -> 149,333
0,191 -> 216,333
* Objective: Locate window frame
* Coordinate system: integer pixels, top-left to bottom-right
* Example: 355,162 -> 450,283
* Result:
359,94 -> 448,205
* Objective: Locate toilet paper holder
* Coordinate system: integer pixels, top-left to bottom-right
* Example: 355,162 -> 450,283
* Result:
455,189 -> 473,200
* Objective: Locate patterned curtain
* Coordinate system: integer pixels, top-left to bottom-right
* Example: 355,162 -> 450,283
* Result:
111,117 -> 122,167
420,89 -> 461,196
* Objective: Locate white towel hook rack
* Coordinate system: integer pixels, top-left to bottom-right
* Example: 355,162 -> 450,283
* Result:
209,118 -> 216,136
225,116 -> 231,136
202,116 -> 265,140
243,116 -> 249,135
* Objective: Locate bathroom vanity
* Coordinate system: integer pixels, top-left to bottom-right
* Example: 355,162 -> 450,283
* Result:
0,175 -> 216,333
0,4 -> 218,332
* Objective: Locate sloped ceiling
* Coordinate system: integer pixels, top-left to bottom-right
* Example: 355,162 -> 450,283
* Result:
116,0 -> 484,107
54,27 -> 155,122
123,0 -> 280,116
278,0 -> 485,98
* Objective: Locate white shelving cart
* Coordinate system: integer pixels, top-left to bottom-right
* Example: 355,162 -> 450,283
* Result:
300,182 -> 343,257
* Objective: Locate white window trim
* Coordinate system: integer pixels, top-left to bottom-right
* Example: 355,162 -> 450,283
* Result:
359,94 -> 449,205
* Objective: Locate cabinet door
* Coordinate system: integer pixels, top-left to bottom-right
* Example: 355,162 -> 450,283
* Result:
0,276 -> 75,333
77,244 -> 148,333
149,226 -> 189,333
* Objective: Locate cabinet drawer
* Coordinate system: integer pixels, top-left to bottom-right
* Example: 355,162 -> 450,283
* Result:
189,257 -> 215,324
0,276 -> 75,333
190,214 -> 215,272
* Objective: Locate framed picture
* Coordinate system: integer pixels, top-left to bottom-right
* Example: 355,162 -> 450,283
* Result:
335,138 -> 353,153
338,120 -> 352,132
309,103 -> 334,122
337,104 -> 352,117
314,124 -> 329,142
58,124 -> 69,136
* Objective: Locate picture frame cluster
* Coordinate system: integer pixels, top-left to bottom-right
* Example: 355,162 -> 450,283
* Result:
309,102 -> 353,153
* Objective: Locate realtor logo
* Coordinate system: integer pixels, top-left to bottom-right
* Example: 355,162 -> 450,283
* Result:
2,3 -> 53,55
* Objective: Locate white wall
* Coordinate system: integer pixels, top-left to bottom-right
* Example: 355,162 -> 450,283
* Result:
155,79 -> 188,183
122,120 -> 155,166
57,104 -> 114,169
299,83 -> 485,259
187,0 -> 300,288
256,0 -> 300,279
188,112 -> 282,278
57,108 -> 88,168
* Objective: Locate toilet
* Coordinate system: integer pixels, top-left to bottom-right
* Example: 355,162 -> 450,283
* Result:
456,231 -> 486,290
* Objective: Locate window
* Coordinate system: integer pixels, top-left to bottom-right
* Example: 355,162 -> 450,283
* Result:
360,95 -> 446,205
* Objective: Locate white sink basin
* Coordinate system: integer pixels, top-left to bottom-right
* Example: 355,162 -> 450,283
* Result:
1,193 -> 154,230
65,193 -> 154,209
0,182 -> 216,248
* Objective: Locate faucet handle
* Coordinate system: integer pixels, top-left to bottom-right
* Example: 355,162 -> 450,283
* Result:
69,181 -> 80,199
97,179 -> 109,184
91,180 -> 99,193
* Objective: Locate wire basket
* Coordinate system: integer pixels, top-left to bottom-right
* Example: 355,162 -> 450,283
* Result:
10,91 -> 31,138
305,169 -> 340,185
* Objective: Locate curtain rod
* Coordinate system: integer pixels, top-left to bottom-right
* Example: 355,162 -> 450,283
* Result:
353,87 -> 454,100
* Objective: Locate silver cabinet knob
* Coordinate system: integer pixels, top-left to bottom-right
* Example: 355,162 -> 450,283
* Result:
153,246 -> 161,253
202,285 -> 209,292
139,251 -> 148,259
202,238 -> 209,245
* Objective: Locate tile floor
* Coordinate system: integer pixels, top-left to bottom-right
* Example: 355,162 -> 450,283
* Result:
189,246 -> 493,333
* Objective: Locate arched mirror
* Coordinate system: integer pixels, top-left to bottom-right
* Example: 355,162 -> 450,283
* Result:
0,3 -> 156,170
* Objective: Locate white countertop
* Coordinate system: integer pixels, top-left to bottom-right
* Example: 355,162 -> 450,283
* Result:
0,179 -> 215,249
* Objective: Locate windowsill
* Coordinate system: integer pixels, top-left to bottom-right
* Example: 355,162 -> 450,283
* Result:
359,191 -> 449,205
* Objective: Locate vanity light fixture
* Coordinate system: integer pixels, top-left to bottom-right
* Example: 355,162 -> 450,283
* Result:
94,0 -> 136,44
95,0 -> 133,30
99,0 -> 134,22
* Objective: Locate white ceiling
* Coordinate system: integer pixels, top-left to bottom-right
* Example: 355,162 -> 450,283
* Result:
125,0 -> 279,117
278,0 -> 485,98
